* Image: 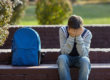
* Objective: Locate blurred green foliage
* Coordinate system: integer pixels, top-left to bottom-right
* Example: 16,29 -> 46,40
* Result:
35,0 -> 72,25
0,0 -> 13,27
0,0 -> 13,46
9,0 -> 28,24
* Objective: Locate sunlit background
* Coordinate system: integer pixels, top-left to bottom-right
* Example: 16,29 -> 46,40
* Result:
19,0 -> 110,25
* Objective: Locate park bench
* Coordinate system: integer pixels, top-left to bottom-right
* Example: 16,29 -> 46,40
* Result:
0,25 -> 110,80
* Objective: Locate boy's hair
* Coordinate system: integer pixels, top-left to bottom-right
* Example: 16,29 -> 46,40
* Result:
68,15 -> 83,29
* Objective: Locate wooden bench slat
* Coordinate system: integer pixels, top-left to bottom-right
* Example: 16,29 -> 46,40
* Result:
0,64 -> 110,69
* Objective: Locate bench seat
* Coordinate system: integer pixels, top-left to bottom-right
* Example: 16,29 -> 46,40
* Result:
0,64 -> 110,80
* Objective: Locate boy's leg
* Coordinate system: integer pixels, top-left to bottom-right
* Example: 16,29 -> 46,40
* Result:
57,55 -> 91,80
78,56 -> 91,80
57,54 -> 71,80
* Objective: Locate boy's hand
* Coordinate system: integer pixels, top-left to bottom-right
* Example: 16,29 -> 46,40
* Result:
68,28 -> 76,37
68,27 -> 84,37
75,27 -> 84,37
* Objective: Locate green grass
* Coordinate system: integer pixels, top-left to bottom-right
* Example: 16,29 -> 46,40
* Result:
73,4 -> 110,24
19,4 -> 110,25
19,5 -> 38,25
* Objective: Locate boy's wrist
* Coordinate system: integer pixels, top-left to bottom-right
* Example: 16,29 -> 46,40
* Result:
69,35 -> 75,39
76,35 -> 82,39
69,35 -> 76,38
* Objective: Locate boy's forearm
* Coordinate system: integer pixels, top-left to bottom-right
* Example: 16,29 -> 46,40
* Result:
75,33 -> 92,57
60,36 -> 75,54
59,28 -> 75,54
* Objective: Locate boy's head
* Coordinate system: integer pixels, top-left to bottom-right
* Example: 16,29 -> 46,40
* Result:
68,15 -> 83,29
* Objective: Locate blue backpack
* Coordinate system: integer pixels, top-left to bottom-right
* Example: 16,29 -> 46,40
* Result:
12,27 -> 41,66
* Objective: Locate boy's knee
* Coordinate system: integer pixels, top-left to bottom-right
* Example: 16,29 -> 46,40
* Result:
80,57 -> 90,63
79,57 -> 91,68
57,55 -> 69,65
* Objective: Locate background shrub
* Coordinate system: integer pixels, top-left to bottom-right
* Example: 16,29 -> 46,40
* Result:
36,0 -> 72,25
0,0 -> 13,46
9,0 -> 28,24
70,0 -> 78,3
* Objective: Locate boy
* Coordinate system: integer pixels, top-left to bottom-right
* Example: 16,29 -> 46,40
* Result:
57,15 -> 92,80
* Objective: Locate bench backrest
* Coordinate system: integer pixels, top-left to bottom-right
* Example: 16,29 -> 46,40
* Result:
0,25 -> 110,49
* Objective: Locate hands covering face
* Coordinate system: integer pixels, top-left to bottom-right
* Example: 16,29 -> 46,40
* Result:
68,27 -> 84,37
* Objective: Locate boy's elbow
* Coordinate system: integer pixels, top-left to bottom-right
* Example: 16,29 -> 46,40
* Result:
60,49 -> 70,54
79,49 -> 89,57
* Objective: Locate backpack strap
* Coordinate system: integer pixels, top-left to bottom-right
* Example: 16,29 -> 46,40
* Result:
82,28 -> 89,40
81,29 -> 87,37
81,28 -> 88,38
61,26 -> 88,39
